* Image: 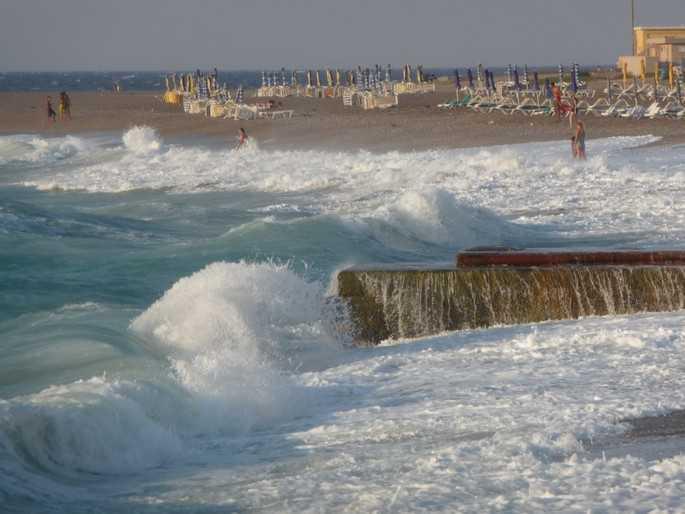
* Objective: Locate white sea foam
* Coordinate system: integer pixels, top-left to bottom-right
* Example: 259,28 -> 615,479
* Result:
18,129 -> 683,247
0,134 -> 92,165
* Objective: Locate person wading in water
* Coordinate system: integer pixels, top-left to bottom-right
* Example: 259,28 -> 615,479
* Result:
236,127 -> 248,150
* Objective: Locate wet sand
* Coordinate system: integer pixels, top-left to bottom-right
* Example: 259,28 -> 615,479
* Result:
2,87 -> 685,151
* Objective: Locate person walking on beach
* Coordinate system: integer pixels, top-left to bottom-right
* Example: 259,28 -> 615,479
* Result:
46,96 -> 57,122
574,120 -> 586,160
236,127 -> 248,150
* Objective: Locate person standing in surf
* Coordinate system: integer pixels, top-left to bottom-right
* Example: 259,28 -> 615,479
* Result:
236,128 -> 248,150
575,120 -> 586,160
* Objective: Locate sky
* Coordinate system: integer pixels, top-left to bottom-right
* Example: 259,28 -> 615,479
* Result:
0,0 -> 683,71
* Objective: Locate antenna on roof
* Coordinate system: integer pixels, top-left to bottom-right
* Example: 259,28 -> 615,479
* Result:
631,0 -> 636,55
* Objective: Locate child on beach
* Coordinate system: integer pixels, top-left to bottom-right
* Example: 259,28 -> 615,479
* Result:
46,96 -> 56,122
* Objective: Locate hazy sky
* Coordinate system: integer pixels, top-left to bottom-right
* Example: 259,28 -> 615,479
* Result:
1,0 -> 683,71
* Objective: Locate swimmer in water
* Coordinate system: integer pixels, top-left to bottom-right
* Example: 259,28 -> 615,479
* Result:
236,128 -> 248,150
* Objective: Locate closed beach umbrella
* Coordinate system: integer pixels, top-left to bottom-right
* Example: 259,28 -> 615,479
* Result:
558,65 -> 564,86
533,71 -> 540,91
513,67 -> 521,90
236,85 -> 244,104
281,68 -> 287,87
523,65 -> 529,87
506,64 -> 512,84
306,70 -> 312,87
336,69 -> 341,86
261,71 -> 266,88
477,64 -> 483,86
454,69 -> 461,89
315,70 -> 321,87
545,78 -> 552,98
467,68 -> 474,89
571,67 -> 578,93
386,64 -> 391,82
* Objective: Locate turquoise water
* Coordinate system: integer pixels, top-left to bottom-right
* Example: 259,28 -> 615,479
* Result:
1,128 -> 682,512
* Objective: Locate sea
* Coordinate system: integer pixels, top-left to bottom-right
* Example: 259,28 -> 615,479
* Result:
2,124 -> 685,512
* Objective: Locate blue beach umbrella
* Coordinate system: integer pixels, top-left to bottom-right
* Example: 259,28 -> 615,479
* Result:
236,85 -> 244,104
467,68 -> 474,89
545,78 -> 552,98
487,70 -> 495,90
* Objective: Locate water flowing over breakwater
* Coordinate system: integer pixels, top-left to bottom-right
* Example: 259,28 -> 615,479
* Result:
338,257 -> 685,343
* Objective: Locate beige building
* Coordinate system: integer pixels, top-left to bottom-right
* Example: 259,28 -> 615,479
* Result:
618,26 -> 685,77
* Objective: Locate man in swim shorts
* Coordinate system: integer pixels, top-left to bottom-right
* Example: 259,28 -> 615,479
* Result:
575,120 -> 586,160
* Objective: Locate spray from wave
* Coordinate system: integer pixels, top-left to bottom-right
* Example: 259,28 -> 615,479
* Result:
122,126 -> 162,155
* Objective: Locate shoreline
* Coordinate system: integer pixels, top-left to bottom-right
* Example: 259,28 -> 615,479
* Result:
2,88 -> 685,152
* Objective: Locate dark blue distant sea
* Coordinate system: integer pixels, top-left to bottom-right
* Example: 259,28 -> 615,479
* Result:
0,71 -> 262,92
0,67 -> 571,92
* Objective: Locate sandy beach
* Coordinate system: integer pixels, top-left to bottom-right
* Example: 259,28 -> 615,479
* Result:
2,85 -> 685,151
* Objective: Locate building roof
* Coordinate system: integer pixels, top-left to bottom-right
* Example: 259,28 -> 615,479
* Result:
634,26 -> 685,31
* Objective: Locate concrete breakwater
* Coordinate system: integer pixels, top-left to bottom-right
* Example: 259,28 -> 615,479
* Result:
337,250 -> 685,344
